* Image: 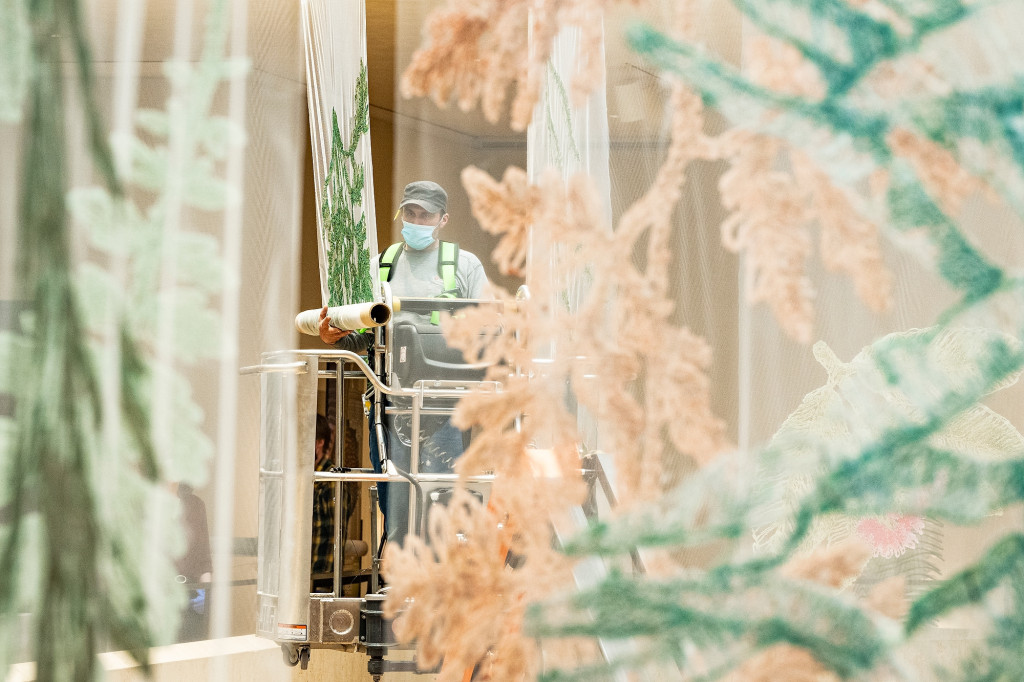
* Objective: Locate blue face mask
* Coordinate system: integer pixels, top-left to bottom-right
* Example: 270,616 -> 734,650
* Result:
401,221 -> 437,250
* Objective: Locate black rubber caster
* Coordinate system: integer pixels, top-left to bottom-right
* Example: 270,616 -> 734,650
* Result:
281,644 -> 310,669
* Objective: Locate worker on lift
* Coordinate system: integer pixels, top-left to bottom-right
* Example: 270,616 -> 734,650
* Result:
317,180 -> 489,547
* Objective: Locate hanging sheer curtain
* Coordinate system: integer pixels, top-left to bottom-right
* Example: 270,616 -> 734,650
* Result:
5,0 -> 1018,677
1,0 -> 306,678
302,0 -> 379,309
526,17 -> 612,454
382,0 -> 1024,679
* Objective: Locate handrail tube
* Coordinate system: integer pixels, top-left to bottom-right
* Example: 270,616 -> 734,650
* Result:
384,407 -> 460,416
243,350 -> 502,398
394,297 -> 504,314
332,358 -> 345,597
313,472 -> 496,483
239,361 -> 307,375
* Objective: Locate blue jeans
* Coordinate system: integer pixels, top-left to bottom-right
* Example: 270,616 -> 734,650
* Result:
368,398 -> 464,547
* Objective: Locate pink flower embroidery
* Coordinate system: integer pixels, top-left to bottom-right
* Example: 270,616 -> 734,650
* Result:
856,514 -> 926,558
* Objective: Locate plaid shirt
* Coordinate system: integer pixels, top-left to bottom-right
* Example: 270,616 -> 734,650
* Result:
310,458 -> 335,576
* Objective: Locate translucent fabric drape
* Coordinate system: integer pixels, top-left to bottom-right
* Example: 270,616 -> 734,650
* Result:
302,0 -> 379,309
5,0 -> 1024,679
1,0 -> 305,679
386,1 -> 1024,680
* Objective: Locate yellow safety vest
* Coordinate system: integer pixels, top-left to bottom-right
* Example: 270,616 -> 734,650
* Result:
378,241 -> 459,324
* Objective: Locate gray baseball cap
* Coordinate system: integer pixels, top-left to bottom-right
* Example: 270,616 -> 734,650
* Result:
399,180 -> 448,215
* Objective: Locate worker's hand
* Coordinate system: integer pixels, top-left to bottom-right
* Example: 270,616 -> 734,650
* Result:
318,306 -> 351,345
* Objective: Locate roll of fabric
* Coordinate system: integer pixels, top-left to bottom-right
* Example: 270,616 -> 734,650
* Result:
294,301 -> 392,335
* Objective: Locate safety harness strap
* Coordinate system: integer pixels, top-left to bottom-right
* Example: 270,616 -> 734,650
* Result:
432,240 -> 459,324
377,242 -> 405,282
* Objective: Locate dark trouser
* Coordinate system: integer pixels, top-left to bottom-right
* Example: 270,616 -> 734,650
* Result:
368,398 -> 463,548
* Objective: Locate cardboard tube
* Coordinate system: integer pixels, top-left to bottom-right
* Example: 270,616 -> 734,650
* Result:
294,301 -> 392,335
